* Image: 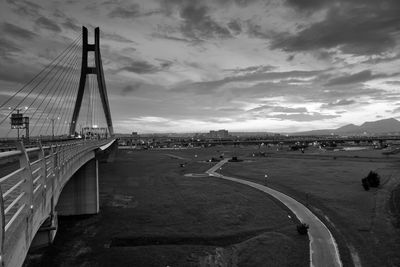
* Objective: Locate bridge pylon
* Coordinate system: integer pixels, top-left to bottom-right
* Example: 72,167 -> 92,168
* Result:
69,26 -> 114,137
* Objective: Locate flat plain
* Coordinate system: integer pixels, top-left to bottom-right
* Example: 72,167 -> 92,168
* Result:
206,145 -> 400,267
24,148 -> 309,267
24,145 -> 400,266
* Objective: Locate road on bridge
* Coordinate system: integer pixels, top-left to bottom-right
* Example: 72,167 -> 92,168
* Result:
206,159 -> 343,267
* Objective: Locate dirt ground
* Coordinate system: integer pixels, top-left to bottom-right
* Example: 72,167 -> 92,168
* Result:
24,148 -> 309,267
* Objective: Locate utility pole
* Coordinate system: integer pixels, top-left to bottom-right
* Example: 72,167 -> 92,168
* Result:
51,119 -> 54,140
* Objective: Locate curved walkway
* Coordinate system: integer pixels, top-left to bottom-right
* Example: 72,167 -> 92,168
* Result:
205,159 -> 342,267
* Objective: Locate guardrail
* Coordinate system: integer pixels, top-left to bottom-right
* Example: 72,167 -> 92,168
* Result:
0,139 -> 111,266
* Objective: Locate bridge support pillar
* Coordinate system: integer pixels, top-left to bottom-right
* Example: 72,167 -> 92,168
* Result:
106,140 -> 118,163
56,159 -> 99,216
30,213 -> 58,250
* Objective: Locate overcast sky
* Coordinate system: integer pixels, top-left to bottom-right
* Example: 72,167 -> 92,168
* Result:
1,0 -> 400,134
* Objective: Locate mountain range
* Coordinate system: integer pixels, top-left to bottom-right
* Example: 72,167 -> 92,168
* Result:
293,118 -> 400,136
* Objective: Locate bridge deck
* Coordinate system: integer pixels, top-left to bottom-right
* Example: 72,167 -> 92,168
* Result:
0,139 -> 115,267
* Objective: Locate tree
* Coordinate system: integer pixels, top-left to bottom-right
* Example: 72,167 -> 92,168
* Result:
297,223 -> 309,235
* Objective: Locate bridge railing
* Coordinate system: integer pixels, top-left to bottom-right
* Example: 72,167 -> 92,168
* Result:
0,139 -> 111,265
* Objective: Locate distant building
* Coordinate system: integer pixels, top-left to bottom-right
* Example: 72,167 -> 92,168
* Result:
82,126 -> 108,139
208,129 -> 229,138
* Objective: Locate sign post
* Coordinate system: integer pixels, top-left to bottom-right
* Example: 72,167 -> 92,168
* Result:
10,108 -> 29,141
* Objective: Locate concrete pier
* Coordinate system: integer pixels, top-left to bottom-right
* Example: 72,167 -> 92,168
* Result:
56,158 -> 99,216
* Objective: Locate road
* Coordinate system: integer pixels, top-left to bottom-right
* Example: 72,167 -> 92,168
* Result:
206,159 -> 343,267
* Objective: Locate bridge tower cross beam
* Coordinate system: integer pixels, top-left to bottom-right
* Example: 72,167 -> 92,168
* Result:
69,26 -> 114,137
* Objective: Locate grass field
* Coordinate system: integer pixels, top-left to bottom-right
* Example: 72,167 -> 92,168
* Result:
24,149 -> 309,267
198,145 -> 400,267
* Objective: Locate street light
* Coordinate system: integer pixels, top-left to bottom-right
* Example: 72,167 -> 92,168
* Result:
49,117 -> 60,140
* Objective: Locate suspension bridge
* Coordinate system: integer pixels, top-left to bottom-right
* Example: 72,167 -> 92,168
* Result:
0,26 -> 116,267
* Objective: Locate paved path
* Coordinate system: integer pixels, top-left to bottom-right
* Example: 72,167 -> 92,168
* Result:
206,159 -> 342,267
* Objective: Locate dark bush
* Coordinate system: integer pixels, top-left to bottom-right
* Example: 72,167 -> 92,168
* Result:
361,177 -> 370,191
366,171 -> 380,187
297,223 -> 309,235
228,156 -> 243,162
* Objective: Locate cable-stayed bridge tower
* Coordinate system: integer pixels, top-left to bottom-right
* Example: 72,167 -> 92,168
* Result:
0,26 -> 113,140
0,26 -> 118,267
70,26 -> 113,136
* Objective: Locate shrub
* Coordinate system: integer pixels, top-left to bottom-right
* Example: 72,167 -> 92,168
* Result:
228,156 -> 243,162
361,171 -> 380,190
297,223 -> 309,235
366,171 -> 380,188
361,177 -> 370,191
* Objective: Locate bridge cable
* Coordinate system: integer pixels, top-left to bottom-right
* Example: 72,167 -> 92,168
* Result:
85,76 -> 92,128
37,49 -> 79,138
0,36 -> 81,128
28,42 -> 81,136
0,34 -> 81,111
39,46 -> 81,136
23,41 -> 81,131
52,57 -> 81,136
4,41 -> 80,138
51,57 -> 82,136
40,50 -> 81,137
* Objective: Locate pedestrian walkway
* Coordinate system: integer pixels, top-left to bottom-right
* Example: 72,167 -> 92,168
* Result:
206,159 -> 342,267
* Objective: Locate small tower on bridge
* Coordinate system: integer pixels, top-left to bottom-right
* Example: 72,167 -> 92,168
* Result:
69,27 -> 114,137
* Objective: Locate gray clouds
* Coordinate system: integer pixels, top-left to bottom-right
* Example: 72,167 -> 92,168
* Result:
271,0 -> 400,55
35,17 -> 62,32
119,59 -> 172,74
1,23 -> 37,40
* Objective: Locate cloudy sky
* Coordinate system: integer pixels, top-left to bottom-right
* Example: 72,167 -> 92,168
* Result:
1,0 -> 400,134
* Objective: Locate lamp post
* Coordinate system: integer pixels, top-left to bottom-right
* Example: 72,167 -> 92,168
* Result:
50,117 -> 60,140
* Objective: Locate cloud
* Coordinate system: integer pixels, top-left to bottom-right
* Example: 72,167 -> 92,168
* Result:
108,3 -> 160,19
244,105 -> 339,122
5,0 -> 42,17
227,20 -> 242,35
158,1 -> 233,41
121,83 -> 142,95
271,1 -> 400,55
108,3 -> 140,18
392,107 -> 400,113
246,21 -> 271,39
0,38 -> 21,57
177,69 -> 323,93
265,112 -> 339,122
386,81 -> 400,85
151,32 -> 192,43
119,59 -> 172,74
1,23 -> 37,40
0,60 -> 36,83
324,70 -> 386,86
102,32 -> 136,44
35,17 -> 62,32
61,18 -> 81,32
249,105 -> 308,113
285,0 -> 331,11
225,65 -> 275,74
321,99 -> 356,108
179,4 -> 232,40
